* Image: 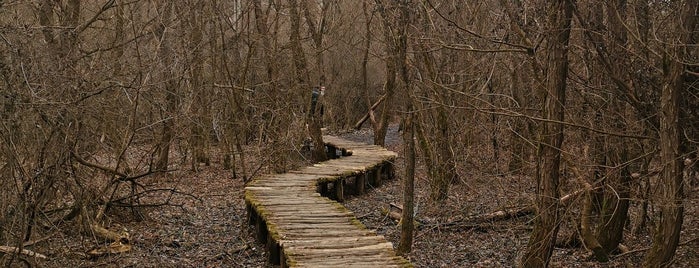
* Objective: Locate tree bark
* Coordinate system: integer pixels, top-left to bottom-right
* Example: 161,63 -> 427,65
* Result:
520,1 -> 572,267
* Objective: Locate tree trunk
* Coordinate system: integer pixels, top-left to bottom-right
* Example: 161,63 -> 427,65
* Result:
643,2 -> 696,266
520,0 -> 572,267
580,183 -> 607,262
290,0 -> 326,162
414,3 -> 455,200
395,0 -> 413,255
188,1 -> 209,171
373,0 -> 398,147
397,107 -> 415,255
154,1 -> 178,172
361,0 -> 374,128
587,0 -> 631,257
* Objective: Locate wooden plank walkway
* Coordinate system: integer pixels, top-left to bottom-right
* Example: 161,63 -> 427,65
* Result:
245,135 -> 412,267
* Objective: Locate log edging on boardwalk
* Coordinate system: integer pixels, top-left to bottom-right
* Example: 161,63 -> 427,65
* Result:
244,135 -> 412,267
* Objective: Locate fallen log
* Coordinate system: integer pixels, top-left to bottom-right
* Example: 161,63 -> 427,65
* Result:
0,246 -> 47,259
353,94 -> 386,130
86,223 -> 132,258
90,223 -> 127,243
418,187 -> 588,229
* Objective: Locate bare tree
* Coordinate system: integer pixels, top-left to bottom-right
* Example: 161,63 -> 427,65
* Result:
644,1 -> 698,266
520,0 -> 573,267
395,0 -> 414,255
154,0 -> 179,172
372,0 -> 399,146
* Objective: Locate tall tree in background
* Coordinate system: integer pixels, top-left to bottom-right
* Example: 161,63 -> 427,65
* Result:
298,0 -> 329,162
593,0 -> 631,257
413,2 -> 457,202
186,0 -> 211,171
521,0 -> 573,266
373,0 -> 398,146
154,1 -> 179,172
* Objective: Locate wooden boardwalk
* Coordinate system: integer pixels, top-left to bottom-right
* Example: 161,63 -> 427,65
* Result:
244,135 -> 412,267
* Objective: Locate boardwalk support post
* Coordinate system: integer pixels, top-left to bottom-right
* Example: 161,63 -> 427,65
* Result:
256,215 -> 267,244
318,182 -> 328,197
246,203 -> 256,226
267,235 -> 280,265
356,174 -> 366,194
334,180 -> 345,202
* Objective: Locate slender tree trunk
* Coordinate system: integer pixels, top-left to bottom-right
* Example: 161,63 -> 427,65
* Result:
508,63 -> 529,174
188,1 -> 209,171
290,0 -> 326,162
397,106 -> 415,255
299,0 -> 328,162
154,1 -> 177,172
521,1 -> 572,267
413,4 -> 455,201
362,0 -> 374,127
396,0 -> 413,255
583,0 -> 631,257
373,0 -> 397,147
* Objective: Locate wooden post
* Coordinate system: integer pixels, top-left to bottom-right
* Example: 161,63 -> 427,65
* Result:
256,215 -> 267,244
267,235 -> 280,265
334,180 -> 345,202
280,249 -> 287,268
246,203 -> 256,226
367,169 -> 375,186
356,174 -> 366,195
318,182 -> 328,197
374,167 -> 382,187
383,163 -> 395,180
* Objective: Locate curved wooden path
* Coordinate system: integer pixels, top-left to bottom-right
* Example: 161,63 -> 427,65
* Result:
244,135 -> 412,267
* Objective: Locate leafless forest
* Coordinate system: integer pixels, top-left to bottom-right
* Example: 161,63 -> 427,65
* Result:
1,0 -> 698,267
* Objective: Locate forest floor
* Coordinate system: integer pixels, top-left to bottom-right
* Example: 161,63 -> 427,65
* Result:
23,125 -> 699,267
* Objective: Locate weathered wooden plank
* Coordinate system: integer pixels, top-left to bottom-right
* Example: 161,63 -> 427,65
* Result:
282,235 -> 386,244
265,212 -> 351,218
278,229 -> 376,239
275,224 -> 364,232
289,242 -> 394,254
294,258 -> 409,268
283,236 -> 389,249
289,252 -> 401,264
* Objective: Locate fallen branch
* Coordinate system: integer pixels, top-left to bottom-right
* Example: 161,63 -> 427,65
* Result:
0,246 -> 47,259
618,236 -> 697,258
72,152 -> 127,178
353,94 -> 386,130
72,151 -> 156,183
418,188 -> 588,230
